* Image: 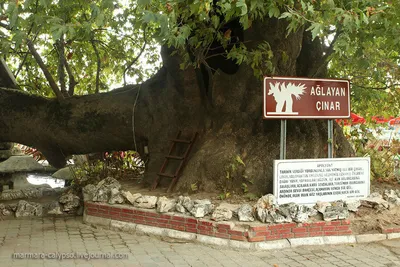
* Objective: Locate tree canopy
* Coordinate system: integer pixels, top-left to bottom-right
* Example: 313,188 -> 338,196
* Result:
0,0 -> 399,115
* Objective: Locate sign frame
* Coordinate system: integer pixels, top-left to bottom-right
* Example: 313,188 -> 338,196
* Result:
263,76 -> 351,119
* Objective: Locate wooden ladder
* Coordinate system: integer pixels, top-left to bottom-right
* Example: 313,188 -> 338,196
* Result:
152,131 -> 198,192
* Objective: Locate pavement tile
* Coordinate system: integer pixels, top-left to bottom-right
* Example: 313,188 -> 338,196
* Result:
2,217 -> 400,267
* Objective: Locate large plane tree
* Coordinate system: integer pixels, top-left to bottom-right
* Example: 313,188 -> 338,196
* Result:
0,0 -> 399,194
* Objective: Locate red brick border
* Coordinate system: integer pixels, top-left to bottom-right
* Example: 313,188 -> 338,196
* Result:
85,201 -> 354,242
381,227 -> 400,234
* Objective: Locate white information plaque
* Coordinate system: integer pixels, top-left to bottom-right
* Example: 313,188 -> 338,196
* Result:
273,157 -> 370,205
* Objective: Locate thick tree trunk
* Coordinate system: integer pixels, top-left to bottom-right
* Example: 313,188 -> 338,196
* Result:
0,18 -> 353,195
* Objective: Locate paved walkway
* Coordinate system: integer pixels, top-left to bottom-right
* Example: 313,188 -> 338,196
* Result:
0,217 -> 400,267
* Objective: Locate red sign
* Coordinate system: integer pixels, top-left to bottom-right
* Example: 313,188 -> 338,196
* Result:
263,77 -> 350,119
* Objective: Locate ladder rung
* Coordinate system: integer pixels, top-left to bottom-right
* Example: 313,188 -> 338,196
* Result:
170,139 -> 191,144
166,155 -> 184,160
157,172 -> 176,178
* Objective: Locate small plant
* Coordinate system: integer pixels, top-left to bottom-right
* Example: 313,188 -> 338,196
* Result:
218,191 -> 231,200
241,183 -> 248,193
190,182 -> 198,192
71,150 -> 145,186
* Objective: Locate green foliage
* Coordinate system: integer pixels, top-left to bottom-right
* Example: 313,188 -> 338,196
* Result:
190,182 -> 198,192
1,0 -> 400,117
218,154 -> 249,196
0,0 -> 161,95
72,150 -> 144,186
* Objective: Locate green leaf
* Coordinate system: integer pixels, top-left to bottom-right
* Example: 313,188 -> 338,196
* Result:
138,0 -> 151,6
39,0 -> 51,8
95,13 -> 105,27
12,31 -> 25,49
236,0 -> 248,16
268,7 -> 280,18
326,0 -> 335,8
235,155 -> 245,166
211,15 -> 220,29
101,0 -> 114,9
279,12 -> 292,19
50,24 -> 66,40
306,23 -> 323,40
142,11 -> 156,23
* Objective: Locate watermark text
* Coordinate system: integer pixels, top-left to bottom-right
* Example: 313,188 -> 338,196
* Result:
12,252 -> 128,260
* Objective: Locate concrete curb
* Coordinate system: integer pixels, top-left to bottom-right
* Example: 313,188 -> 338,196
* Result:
84,214 -> 398,251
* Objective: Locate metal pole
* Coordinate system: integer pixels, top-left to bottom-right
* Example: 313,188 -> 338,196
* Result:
328,119 -> 333,158
280,120 -> 287,160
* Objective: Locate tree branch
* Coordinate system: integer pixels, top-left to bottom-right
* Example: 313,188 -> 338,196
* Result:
56,35 -> 68,97
91,38 -> 101,94
310,27 -> 342,78
64,57 -> 77,96
26,39 -> 64,100
123,28 -> 147,86
352,83 -> 400,91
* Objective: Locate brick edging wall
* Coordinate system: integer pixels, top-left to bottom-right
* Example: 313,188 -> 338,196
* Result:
85,202 -> 357,242
382,227 -> 400,234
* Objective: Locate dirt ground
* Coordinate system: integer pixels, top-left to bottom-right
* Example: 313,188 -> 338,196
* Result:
120,177 -> 400,235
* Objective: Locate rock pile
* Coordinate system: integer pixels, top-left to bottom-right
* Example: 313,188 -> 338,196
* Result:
79,178 -> 400,225
254,194 -> 318,223
0,187 -> 63,201
15,200 -> 43,217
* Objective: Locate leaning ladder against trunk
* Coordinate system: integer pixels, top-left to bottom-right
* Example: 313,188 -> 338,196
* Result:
152,131 -> 198,192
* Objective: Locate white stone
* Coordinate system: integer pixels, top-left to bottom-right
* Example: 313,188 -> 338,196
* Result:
135,195 -> 158,209
156,196 -> 176,213
182,196 -> 194,211
315,201 -> 331,213
190,199 -> 214,218
15,200 -> 43,217
322,235 -> 356,245
237,204 -> 255,222
322,206 -> 349,221
256,194 -> 277,209
108,188 -> 124,205
121,191 -> 141,205
255,194 -> 279,223
211,207 -> 232,221
356,234 -> 387,243
254,240 -> 291,250
92,177 -> 121,203
345,200 -> 361,212
82,184 -> 96,202
175,203 -> 186,213
289,237 -> 324,247
59,191 -> 80,211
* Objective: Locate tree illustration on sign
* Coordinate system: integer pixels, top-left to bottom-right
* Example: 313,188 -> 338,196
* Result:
268,82 -> 306,114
